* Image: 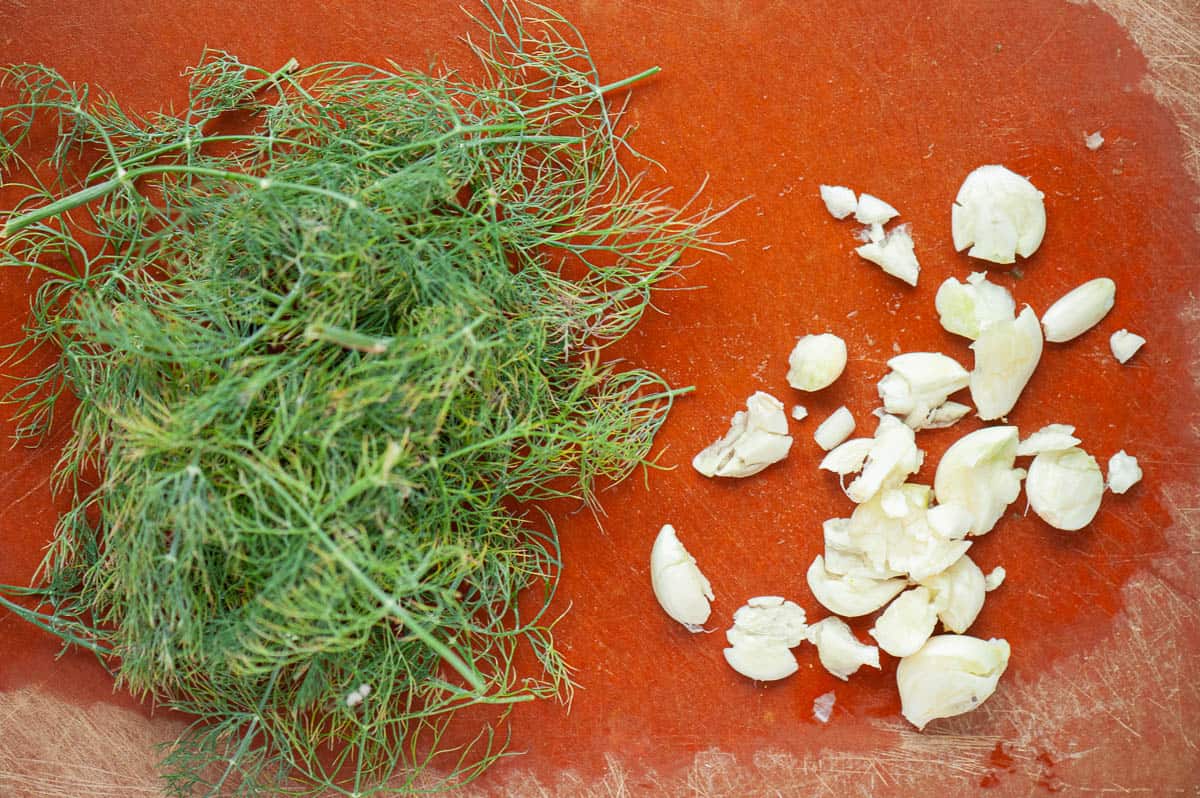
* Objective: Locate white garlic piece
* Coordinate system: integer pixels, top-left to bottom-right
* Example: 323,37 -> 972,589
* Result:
1085,131 -> 1104,150
933,426 -> 1025,536
1026,446 -> 1104,530
969,306 -> 1043,420
921,554 -> 986,634
812,691 -> 837,723
984,566 -> 1006,592
1041,278 -> 1116,343
870,587 -> 939,658
951,165 -> 1046,264
814,406 -> 856,451
1106,450 -> 1142,494
835,484 -> 970,582
807,555 -> 907,617
877,352 -> 970,429
787,333 -> 848,392
1109,329 -> 1145,364
791,404 -> 809,421
1017,423 -> 1081,456
819,184 -> 858,219
855,224 -> 920,286
693,391 -> 793,478
819,437 -> 874,475
917,401 -> 972,430
897,635 -> 1011,730
926,503 -> 974,540
650,525 -> 714,630
846,414 -> 924,504
854,192 -> 899,225
806,617 -> 881,681
723,596 -> 808,682
935,272 -> 1016,340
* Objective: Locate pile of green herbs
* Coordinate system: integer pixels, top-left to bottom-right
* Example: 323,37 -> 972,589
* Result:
0,3 -> 715,795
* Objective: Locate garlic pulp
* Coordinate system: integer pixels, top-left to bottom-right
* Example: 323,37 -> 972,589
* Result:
870,586 -> 939,657
846,414 -> 925,504
1109,329 -> 1146,364
650,525 -> 714,630
920,554 -> 987,634
854,193 -> 900,225
693,391 -> 793,478
819,185 -> 858,219
951,164 -> 1046,264
1016,423 -> 1081,456
814,406 -> 856,451
896,635 -> 1011,730
787,333 -> 848,391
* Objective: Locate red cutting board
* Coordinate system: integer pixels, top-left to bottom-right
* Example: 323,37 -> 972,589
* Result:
1,1 -> 1198,795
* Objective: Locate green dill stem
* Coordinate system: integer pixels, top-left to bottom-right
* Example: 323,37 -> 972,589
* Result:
304,322 -> 392,354
0,588 -> 111,656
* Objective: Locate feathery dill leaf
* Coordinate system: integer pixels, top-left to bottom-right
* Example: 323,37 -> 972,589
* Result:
0,2 -> 719,795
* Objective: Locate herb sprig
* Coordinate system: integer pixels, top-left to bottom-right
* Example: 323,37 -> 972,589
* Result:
0,3 -> 718,794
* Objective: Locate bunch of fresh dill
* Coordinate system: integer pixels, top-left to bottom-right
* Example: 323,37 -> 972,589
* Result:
0,3 -> 715,795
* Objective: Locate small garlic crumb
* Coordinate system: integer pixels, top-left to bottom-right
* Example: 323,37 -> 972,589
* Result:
854,193 -> 899,225
951,165 -> 1046,264
984,566 -> 1006,591
1109,329 -> 1146,364
806,617 -> 881,681
1106,450 -> 1142,494
791,404 -> 809,421
1041,278 -> 1116,343
650,524 -> 714,630
814,406 -> 856,451
357,683 -> 372,698
346,690 -> 364,708
855,224 -> 920,286
819,184 -> 858,219
813,690 -> 837,723
787,333 -> 848,391
1085,131 -> 1104,150
1017,424 -> 1081,457
693,391 -> 793,478
1026,446 -> 1104,530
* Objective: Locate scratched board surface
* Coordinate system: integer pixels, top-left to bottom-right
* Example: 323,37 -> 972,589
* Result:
1,1 -> 1197,796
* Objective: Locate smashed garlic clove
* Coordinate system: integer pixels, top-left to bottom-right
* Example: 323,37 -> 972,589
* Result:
650,525 -> 714,630
728,596 -> 808,648
791,404 -> 809,421
807,555 -> 908,617
823,517 -> 905,580
984,566 -> 1006,592
870,586 -> 939,658
917,401 -> 972,430
933,426 -> 1025,535
1109,329 -> 1146,364
1106,450 -> 1142,494
935,272 -> 1017,340
723,638 -> 800,681
897,635 -> 1011,730
1017,423 -> 1081,456
806,617 -> 881,681
951,165 -> 1046,264
693,391 -> 793,478
926,503 -> 974,540
787,333 -> 848,391
921,554 -> 986,634
820,437 -> 874,475
814,406 -> 856,451
1026,446 -> 1104,530
877,352 -> 970,428
969,305 -> 1043,420
855,224 -> 920,286
854,192 -> 900,225
1041,278 -> 1116,343
846,414 -> 924,504
819,185 -> 858,220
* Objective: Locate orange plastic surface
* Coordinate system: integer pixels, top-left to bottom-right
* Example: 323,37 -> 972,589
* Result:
2,1 -> 1198,795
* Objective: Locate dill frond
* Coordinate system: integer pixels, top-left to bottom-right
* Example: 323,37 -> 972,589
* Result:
0,2 -> 720,795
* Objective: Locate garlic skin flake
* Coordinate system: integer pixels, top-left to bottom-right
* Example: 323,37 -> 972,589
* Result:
819,185 -> 858,219
650,525 -> 714,630
878,352 -> 970,429
723,596 -> 809,682
921,554 -> 986,634
935,272 -> 1016,340
951,165 -> 1046,264
1107,450 -> 1143,494
693,391 -> 793,478
807,617 -> 881,681
1016,423 -> 1081,456
855,224 -> 920,286
969,306 -> 1043,420
854,192 -> 900,225
1110,329 -> 1146,364
846,414 -> 925,504
897,635 -> 1011,730
814,406 -> 856,451
870,586 -> 939,658
933,426 -> 1025,536
813,691 -> 837,723
1041,277 -> 1116,343
1026,446 -> 1104,531
807,555 -> 907,617
787,333 -> 848,392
